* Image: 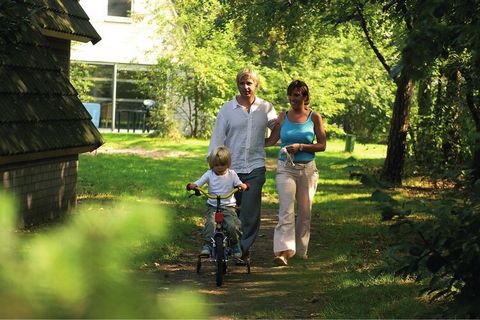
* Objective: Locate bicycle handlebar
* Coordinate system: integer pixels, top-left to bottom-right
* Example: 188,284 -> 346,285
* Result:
186,183 -> 249,199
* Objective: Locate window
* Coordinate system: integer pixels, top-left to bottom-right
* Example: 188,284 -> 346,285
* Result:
107,0 -> 131,17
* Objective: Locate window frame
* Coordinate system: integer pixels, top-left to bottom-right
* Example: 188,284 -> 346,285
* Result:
107,0 -> 132,18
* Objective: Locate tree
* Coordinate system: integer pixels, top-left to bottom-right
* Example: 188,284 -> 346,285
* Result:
69,62 -> 96,102
219,0 -> 411,183
147,0 -> 247,138
392,0 -> 480,180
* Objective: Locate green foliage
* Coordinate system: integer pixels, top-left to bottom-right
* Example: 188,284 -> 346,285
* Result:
363,169 -> 480,318
146,104 -> 178,138
0,192 -> 207,318
69,62 -> 96,102
380,0 -> 480,178
218,1 -> 396,141
410,55 -> 478,176
146,0 -> 247,138
145,0 -> 396,141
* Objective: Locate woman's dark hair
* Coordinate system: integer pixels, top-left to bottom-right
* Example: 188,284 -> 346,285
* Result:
287,80 -> 310,105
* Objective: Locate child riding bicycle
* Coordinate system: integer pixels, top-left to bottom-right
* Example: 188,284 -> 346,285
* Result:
186,146 -> 247,259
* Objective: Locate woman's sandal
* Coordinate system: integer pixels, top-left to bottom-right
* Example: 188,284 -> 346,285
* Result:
273,255 -> 288,266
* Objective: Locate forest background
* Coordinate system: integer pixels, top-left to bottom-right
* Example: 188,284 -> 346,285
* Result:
72,0 -> 480,186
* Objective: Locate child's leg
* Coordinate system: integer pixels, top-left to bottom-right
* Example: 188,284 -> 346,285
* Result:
202,206 -> 216,244
223,206 -> 241,244
223,206 -> 242,258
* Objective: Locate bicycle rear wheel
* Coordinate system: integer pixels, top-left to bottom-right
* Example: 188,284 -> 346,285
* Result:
214,234 -> 224,286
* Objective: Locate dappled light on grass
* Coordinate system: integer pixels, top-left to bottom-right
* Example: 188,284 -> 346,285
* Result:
100,133 -> 209,153
74,136 -> 443,318
338,273 -> 403,289
0,192 -> 207,319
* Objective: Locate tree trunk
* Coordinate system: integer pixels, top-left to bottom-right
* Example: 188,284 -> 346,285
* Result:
381,71 -> 414,185
355,3 -> 414,185
186,98 -> 194,137
193,85 -> 199,138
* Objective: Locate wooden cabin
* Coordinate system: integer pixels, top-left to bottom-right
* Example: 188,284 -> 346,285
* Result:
0,0 -> 103,226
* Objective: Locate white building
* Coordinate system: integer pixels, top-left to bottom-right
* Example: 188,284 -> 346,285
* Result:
71,0 -> 176,131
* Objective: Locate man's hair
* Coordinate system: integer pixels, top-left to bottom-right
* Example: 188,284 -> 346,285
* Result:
236,67 -> 259,86
208,146 -> 232,169
287,80 -> 310,105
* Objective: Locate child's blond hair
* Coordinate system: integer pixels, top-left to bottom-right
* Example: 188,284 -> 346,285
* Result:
208,146 -> 232,169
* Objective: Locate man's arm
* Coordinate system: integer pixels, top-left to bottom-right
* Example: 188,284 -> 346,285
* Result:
207,112 -> 226,158
265,111 -> 284,147
266,102 -> 278,130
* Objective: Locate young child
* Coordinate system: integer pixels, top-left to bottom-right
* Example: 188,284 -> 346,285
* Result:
187,146 -> 247,258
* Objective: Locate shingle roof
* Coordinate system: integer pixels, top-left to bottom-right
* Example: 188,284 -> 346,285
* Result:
26,0 -> 101,44
0,3 -> 103,163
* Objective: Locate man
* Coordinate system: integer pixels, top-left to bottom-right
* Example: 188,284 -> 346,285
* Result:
208,68 -> 277,260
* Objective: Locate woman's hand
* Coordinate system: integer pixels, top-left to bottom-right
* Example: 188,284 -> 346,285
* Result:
286,143 -> 302,154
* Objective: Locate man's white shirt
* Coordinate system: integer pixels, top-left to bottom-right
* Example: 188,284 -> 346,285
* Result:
208,97 -> 277,174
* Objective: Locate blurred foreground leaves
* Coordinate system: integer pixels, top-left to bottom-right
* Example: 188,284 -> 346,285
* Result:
0,192 -> 207,318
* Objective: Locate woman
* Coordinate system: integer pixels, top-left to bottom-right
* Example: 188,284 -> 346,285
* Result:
265,80 -> 327,266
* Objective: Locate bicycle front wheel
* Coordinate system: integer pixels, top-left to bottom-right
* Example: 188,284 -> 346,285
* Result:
214,234 -> 224,286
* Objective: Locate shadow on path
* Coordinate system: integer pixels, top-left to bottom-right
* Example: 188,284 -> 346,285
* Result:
154,208 -> 331,319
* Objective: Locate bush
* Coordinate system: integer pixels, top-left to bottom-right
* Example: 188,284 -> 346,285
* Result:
0,192 -> 207,318
147,104 -> 178,138
325,123 -> 346,140
378,176 -> 480,318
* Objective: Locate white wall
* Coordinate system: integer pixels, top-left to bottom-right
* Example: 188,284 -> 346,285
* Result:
71,0 -> 175,65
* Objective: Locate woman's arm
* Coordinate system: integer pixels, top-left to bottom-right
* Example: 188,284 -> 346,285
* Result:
309,111 -> 327,152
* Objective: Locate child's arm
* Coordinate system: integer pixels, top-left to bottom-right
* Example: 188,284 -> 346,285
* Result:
186,170 -> 210,190
186,183 -> 198,190
236,182 -> 248,191
230,170 -> 248,191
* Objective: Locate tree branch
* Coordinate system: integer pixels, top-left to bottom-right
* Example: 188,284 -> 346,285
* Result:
355,2 -> 392,76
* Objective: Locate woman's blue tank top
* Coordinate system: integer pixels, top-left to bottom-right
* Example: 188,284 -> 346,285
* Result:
279,111 -> 315,162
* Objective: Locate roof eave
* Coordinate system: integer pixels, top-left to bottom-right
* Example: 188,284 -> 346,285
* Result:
40,29 -> 101,44
0,145 -> 102,167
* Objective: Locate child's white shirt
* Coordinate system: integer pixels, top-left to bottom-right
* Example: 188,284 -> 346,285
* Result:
193,169 -> 243,207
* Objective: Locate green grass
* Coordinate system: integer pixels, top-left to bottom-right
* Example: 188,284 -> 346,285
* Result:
77,133 -> 439,318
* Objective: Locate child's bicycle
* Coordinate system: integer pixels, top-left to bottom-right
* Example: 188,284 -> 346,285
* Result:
187,185 -> 251,286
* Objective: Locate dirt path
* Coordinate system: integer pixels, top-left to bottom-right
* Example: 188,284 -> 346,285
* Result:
93,146 -> 329,318
154,208 -> 329,319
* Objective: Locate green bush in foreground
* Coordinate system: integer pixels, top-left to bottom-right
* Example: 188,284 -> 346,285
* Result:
0,192 -> 207,318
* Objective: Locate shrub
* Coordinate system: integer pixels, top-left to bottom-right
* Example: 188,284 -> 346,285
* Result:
0,192 -> 207,318
147,104 -> 179,138
372,175 -> 480,318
